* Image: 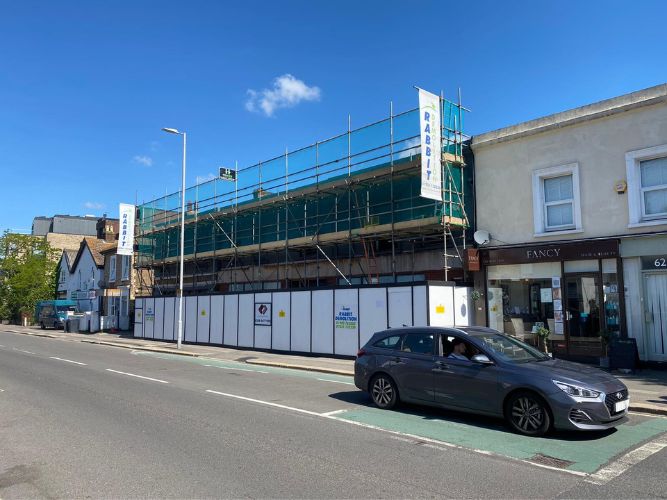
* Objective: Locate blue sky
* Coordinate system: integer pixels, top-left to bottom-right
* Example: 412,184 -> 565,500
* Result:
1,0 -> 666,233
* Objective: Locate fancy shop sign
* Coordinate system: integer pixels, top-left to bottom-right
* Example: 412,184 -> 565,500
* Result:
483,240 -> 618,265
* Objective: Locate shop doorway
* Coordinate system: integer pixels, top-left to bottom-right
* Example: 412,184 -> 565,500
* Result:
563,274 -> 602,356
644,272 -> 667,361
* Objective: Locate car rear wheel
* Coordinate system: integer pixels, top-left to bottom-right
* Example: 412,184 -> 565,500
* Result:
506,391 -> 551,436
370,374 -> 398,410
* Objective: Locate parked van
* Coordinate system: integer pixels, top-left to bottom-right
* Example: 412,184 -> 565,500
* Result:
35,300 -> 76,329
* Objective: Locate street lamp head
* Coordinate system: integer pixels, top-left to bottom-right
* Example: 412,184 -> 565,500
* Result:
162,127 -> 181,135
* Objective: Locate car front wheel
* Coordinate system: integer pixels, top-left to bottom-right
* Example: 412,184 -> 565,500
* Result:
506,391 -> 551,436
370,374 -> 398,410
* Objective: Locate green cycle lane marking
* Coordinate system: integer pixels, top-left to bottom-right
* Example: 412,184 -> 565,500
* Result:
336,406 -> 667,473
132,350 -> 355,385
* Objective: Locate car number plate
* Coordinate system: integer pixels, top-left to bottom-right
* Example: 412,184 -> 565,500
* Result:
614,399 -> 629,412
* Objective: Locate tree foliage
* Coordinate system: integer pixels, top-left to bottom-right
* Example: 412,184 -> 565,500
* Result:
0,232 -> 60,323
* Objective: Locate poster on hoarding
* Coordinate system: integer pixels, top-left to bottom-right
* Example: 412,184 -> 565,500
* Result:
118,203 -> 135,256
418,88 -> 442,201
255,302 -> 272,326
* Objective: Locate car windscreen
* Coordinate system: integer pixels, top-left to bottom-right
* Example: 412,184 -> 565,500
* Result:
473,333 -> 550,363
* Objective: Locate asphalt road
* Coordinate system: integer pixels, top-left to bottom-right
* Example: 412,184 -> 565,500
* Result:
1,331 -> 666,499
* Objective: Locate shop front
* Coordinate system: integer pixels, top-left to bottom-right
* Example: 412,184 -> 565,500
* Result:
481,239 -> 624,360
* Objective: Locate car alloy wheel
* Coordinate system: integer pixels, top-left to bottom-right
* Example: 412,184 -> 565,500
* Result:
370,374 -> 398,409
507,392 -> 551,436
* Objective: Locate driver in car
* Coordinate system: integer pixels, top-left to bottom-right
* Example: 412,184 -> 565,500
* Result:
448,339 -> 469,360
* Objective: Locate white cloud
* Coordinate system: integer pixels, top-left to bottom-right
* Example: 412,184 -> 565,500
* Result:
246,74 -> 321,117
133,155 -> 153,167
84,201 -> 104,210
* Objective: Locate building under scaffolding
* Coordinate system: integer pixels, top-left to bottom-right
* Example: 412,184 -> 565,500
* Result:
136,94 -> 473,296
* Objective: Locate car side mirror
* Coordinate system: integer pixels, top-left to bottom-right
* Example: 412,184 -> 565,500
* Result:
471,354 -> 493,365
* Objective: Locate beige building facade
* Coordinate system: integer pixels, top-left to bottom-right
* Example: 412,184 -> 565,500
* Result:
472,84 -> 667,362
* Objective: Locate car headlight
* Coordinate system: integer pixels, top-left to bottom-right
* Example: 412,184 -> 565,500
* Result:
553,380 -> 600,399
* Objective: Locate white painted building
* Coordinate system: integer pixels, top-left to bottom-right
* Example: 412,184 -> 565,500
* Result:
471,83 -> 667,362
56,237 -> 115,314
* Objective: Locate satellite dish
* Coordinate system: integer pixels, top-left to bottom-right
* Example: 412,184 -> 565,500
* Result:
473,230 -> 491,246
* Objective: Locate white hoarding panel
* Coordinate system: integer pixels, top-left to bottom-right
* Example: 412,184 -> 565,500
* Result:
290,291 -> 311,352
359,288 -> 387,348
196,295 -> 211,343
413,286 -> 428,326
185,296 -> 198,342
133,298 -> 144,338
117,203 -> 135,256
163,297 -> 175,341
223,295 -> 239,346
334,288 -> 359,356
144,298 -> 155,339
153,297 -> 164,340
255,325 -> 271,348
272,292 -> 291,351
429,285 -> 455,327
418,89 -> 442,201
311,290 -> 333,354
454,287 -> 472,326
209,295 -> 224,345
388,287 -> 413,328
238,294 -> 254,347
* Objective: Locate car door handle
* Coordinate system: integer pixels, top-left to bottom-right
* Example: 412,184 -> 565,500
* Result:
433,361 -> 449,371
393,356 -> 405,364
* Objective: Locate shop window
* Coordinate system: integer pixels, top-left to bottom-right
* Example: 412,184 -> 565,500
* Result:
487,262 -> 561,341
563,259 -> 599,273
601,259 -> 621,337
121,255 -> 130,280
532,163 -> 582,236
626,144 -> 667,227
109,256 -> 116,281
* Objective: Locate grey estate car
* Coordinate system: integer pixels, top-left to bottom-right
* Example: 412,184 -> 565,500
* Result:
354,326 -> 629,436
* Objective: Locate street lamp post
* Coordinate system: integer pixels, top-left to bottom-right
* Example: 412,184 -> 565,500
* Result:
162,127 -> 186,349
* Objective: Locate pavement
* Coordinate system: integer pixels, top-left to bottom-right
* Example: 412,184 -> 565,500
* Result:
2,323 -> 666,415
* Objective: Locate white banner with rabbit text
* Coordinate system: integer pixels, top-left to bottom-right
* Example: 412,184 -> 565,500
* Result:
419,88 -> 442,201
117,203 -> 135,256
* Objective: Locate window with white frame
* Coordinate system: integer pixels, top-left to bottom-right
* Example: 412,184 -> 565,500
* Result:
532,163 -> 582,235
121,255 -> 130,280
626,144 -> 667,226
60,269 -> 66,283
109,255 -> 116,281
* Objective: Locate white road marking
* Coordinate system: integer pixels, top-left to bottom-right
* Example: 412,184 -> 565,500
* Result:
49,356 -> 87,366
203,364 -> 268,374
12,348 -> 35,354
0,388 -> 4,392
316,378 -> 355,386
320,409 -> 348,417
206,390 -> 322,416
106,369 -> 169,384
586,437 -> 667,485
